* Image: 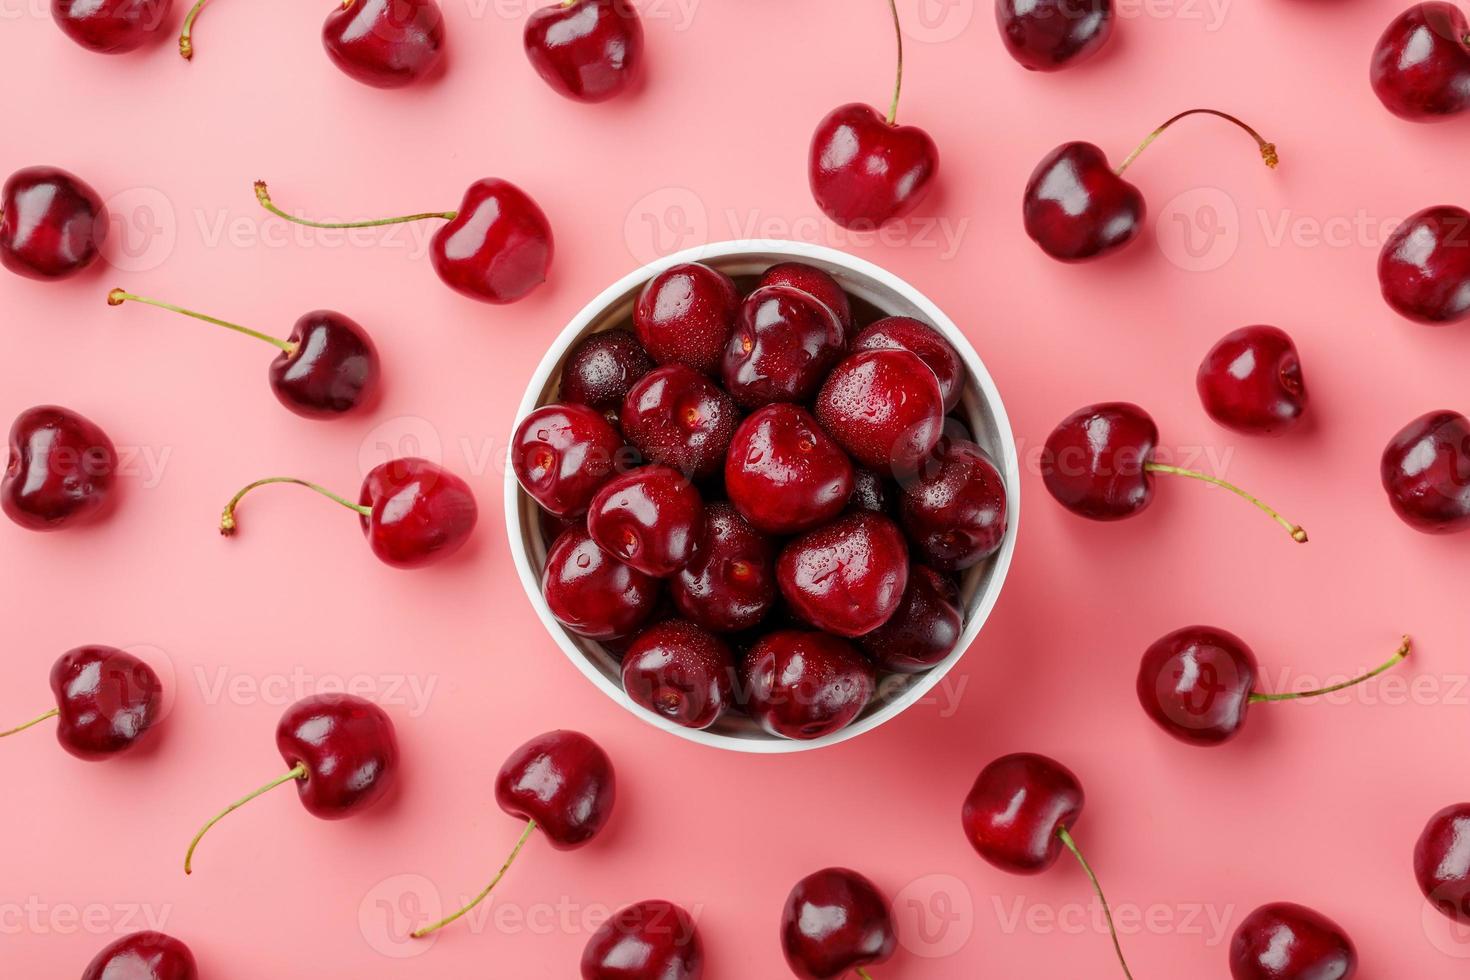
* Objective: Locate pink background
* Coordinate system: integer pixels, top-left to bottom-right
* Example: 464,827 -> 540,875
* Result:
4,0 -> 1470,975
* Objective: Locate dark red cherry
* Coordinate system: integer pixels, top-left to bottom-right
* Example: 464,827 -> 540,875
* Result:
588,465 -> 704,577
816,349 -> 945,473
759,261 -> 852,333
857,565 -> 962,673
997,0 -> 1113,72
1370,2 -> 1470,121
961,752 -> 1082,873
852,316 -> 965,412
670,502 -> 777,632
560,329 -> 654,413
2,405 -> 118,532
1197,326 -> 1307,435
621,619 -> 734,729
525,0 -> 643,103
82,932 -> 197,980
899,438 -> 1007,572
810,103 -> 938,230
0,166 -> 107,281
720,285 -> 845,408
1416,803 -> 1470,923
1137,625 -> 1258,746
1229,902 -> 1357,980
0,646 -> 162,759
725,404 -> 854,535
1381,410 -> 1470,533
781,867 -> 896,980
740,630 -> 875,740
53,0 -> 173,53
777,511 -> 908,637
582,900 -> 703,980
621,364 -> 738,479
321,0 -> 445,87
1378,205 -> 1470,324
633,263 -> 740,375
543,526 -> 661,639
513,403 -> 626,518
848,466 -> 894,515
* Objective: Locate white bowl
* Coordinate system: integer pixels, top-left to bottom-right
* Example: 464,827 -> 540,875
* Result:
505,241 -> 1020,753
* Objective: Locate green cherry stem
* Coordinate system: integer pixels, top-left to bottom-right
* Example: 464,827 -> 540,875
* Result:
107,289 -> 296,354
1144,462 -> 1308,543
184,762 -> 308,874
885,0 -> 904,125
411,819 -> 538,938
0,707 -> 59,738
1250,636 -> 1412,703
856,969 -> 877,980
254,181 -> 456,230
178,0 -> 210,59
1114,108 -> 1278,177
1057,826 -> 1135,980
220,477 -> 371,536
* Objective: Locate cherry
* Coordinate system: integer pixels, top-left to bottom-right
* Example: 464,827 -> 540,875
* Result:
848,467 -> 894,515
740,630 -> 875,740
852,316 -> 965,412
1370,3 -> 1470,121
721,285 -> 846,408
1041,402 -> 1308,542
816,349 -> 945,474
414,730 -> 615,937
184,693 -> 397,873
1024,109 -> 1277,262
778,511 -> 908,637
588,465 -> 704,577
621,619 -> 734,729
1378,205 -> 1470,324
997,0 -> 1113,72
582,900 -> 703,979
759,262 -> 853,333
513,403 -> 626,518
53,0 -> 173,53
1229,902 -> 1357,980
780,867 -> 895,980
254,179 -> 553,304
670,502 -> 777,632
525,0 -> 643,103
809,0 -> 937,230
961,753 -> 1134,979
1416,803 -> 1470,922
1381,410 -> 1470,533
0,166 -> 107,281
3,405 -> 118,532
725,404 -> 854,535
621,364 -> 738,479
1197,326 -> 1307,436
82,932 -> 198,980
219,457 -> 478,569
543,525 -> 661,639
1137,626 -> 1410,746
857,565 -> 962,674
107,289 -> 380,419
899,438 -> 1007,572
2,646 -> 162,760
633,263 -> 740,375
560,329 -> 654,415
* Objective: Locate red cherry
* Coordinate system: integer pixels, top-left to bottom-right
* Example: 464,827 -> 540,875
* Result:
725,404 -> 854,535
621,364 -> 738,479
810,102 -> 938,231
899,438 -> 1007,571
997,0 -> 1113,72
560,329 -> 654,414
1378,205 -> 1470,324
856,565 -> 962,674
524,0 -> 643,103
1229,902 -> 1357,980
0,166 -> 107,281
2,646 -> 163,760
581,900 -> 704,980
1370,2 -> 1470,121
851,315 -> 965,412
1381,410 -> 1470,533
816,349 -> 945,473
759,261 -> 853,333
740,630 -> 875,740
780,868 -> 896,979
543,526 -> 660,640
847,466 -> 894,515
633,263 -> 740,374
53,0 -> 174,53
1416,803 -> 1470,923
1196,326 -> 1307,435
2,405 -> 118,532
777,511 -> 908,638
621,619 -> 734,730
669,502 -> 777,633
82,932 -> 197,980
513,403 -> 626,518
720,285 -> 845,408
587,465 -> 705,577
321,0 -> 444,87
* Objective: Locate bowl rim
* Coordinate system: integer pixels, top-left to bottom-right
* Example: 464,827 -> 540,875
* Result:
504,239 -> 1020,753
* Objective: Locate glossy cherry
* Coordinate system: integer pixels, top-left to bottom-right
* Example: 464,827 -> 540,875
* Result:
184,693 -> 398,873
82,932 -> 198,980
1380,410 -> 1470,533
633,263 -> 740,375
621,619 -> 734,729
1197,326 -> 1307,435
525,0 -> 643,103
1041,402 -> 1308,542
3,405 -> 118,532
725,404 -> 854,535
321,0 -> 445,88
543,525 -> 661,639
2,646 -> 162,760
997,0 -> 1113,72
219,457 -> 478,568
899,438 -> 1007,572
848,467 -> 893,515
1369,3 -> 1470,121
0,166 -> 107,281
588,465 -> 704,576
816,349 -> 945,474
759,262 -> 853,333
1416,803 -> 1470,923
560,329 -> 654,415
254,179 -> 553,304
53,0 -> 174,53
1024,109 -> 1277,262
778,511 -> 908,637
582,900 -> 703,980
1378,205 -> 1470,324
857,565 -> 962,673
740,630 -> 875,740
108,289 -> 380,419
1229,902 -> 1357,980
670,502 -> 777,632
513,403 -> 627,517
721,285 -> 845,408
852,316 -> 965,412
414,730 -> 616,937
781,867 -> 895,980
621,364 -> 738,479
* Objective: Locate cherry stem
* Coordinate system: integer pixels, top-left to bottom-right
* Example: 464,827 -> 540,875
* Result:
254,181 -> 456,230
184,762 -> 307,875
178,0 -> 210,60
220,477 -> 371,536
0,707 -> 59,738
856,969 -> 877,980
1250,635 -> 1411,703
885,0 -> 903,125
1114,108 -> 1278,176
1057,826 -> 1135,980
1143,462 -> 1307,543
411,819 -> 538,938
107,289 -> 295,354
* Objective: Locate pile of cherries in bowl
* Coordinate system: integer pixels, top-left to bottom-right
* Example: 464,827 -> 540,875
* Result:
512,258 -> 1010,742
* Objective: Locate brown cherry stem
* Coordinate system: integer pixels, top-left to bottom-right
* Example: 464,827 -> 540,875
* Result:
885,0 -> 904,125
1250,636 -> 1411,703
184,762 -> 307,874
108,289 -> 296,354
1114,108 -> 1278,176
411,819 -> 538,938
178,0 -> 210,59
856,969 -> 876,980
0,707 -> 59,738
254,181 -> 456,229
220,477 -> 370,536
1057,826 -> 1134,980
1144,462 -> 1307,543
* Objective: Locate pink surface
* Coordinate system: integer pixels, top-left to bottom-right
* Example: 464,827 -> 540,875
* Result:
3,0 -> 1469,976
